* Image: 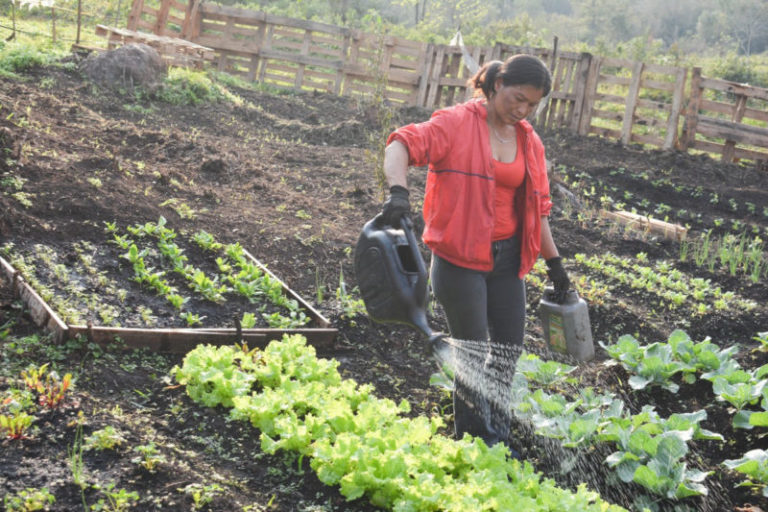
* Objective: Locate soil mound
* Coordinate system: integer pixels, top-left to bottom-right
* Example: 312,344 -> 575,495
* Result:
81,43 -> 166,91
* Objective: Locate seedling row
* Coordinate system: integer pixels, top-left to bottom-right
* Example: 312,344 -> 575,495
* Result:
0,217 -> 317,331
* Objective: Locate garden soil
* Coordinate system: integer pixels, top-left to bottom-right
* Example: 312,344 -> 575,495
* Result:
1,51 -> 768,511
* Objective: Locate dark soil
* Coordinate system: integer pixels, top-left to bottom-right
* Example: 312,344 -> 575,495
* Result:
1,51 -> 768,512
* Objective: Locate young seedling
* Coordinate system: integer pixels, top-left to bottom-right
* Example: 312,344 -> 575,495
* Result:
3,487 -> 55,511
178,483 -> 224,511
723,449 -> 768,498
91,482 -> 140,511
132,442 -> 166,472
84,426 -> 126,451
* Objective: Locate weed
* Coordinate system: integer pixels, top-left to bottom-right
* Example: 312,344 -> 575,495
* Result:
178,483 -> 224,511
84,426 -> 126,451
68,424 -> 88,492
90,482 -> 139,512
157,68 -> 228,106
336,267 -> 366,320
131,442 -> 166,472
3,486 -> 55,511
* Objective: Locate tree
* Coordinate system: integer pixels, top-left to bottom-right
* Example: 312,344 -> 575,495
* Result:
725,0 -> 768,55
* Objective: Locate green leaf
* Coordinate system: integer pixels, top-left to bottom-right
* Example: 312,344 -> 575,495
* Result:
733,410 -> 755,430
628,375 -> 652,390
655,433 -> 688,468
632,464 -> 664,492
749,411 -> 768,427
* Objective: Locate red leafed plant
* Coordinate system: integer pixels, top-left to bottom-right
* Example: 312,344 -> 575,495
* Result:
21,363 -> 73,409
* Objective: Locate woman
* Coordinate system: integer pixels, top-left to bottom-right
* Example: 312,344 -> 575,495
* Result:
379,54 -> 571,451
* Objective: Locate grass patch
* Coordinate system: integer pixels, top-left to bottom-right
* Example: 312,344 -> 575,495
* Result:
157,67 -> 243,106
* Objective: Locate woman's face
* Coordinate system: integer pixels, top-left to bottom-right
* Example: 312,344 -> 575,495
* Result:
491,81 -> 544,125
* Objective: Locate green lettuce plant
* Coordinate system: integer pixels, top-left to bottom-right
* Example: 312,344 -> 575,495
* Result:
173,336 -> 627,511
723,449 -> 768,498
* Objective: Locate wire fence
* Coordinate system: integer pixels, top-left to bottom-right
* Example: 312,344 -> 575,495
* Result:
1,0 -> 131,43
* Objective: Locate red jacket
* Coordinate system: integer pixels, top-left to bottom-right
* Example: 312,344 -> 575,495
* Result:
387,99 -> 552,277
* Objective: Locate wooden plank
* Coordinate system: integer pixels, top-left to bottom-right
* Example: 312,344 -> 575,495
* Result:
194,328 -> 338,346
681,67 -> 703,151
0,254 -> 15,281
332,32 -> 349,95
68,325 -> 265,353
127,0 -> 145,30
0,255 -> 69,343
578,54 -> 601,135
182,0 -> 203,40
621,61 -> 644,145
636,97 -> 671,111
722,95 -> 748,162
745,107 -> 768,123
592,108 -> 623,122
640,79 -> 675,92
629,132 -> 664,148
194,36 -> 260,54
699,98 -> 746,116
590,125 -> 620,139
257,23 -> 274,82
570,52 -> 591,132
425,45 -> 446,109
259,48 -> 344,70
599,74 -> 632,87
240,249 -> 330,328
201,4 -> 352,37
601,56 -> 635,68
689,138 -> 725,154
601,209 -> 687,241
696,115 -> 768,147
416,43 -> 434,108
436,76 -> 466,87
155,0 -> 173,36
294,29 -> 311,88
699,77 -> 768,101
14,278 -> 68,343
733,146 -> 768,162
644,62 -> 686,75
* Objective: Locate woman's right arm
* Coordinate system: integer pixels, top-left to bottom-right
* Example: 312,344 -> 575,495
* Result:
383,139 -> 410,188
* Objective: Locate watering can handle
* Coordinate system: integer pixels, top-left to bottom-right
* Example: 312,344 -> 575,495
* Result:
400,216 -> 428,277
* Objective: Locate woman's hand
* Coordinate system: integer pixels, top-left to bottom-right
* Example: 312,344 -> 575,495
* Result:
381,185 -> 411,227
545,256 -> 570,303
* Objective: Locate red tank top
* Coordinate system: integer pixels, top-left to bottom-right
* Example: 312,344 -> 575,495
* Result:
492,136 -> 525,241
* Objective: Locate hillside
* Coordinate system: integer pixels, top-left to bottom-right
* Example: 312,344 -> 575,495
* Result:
1,52 -> 768,511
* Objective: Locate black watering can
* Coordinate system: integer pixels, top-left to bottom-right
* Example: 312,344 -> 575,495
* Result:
354,214 -> 451,364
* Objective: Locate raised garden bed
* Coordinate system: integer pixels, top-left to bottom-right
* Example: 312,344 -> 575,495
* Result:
0,217 -> 335,352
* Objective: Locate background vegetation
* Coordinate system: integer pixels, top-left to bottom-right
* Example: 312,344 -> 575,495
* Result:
1,0 -> 767,86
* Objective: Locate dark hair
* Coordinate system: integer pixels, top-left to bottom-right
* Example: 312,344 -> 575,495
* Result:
468,54 -> 552,99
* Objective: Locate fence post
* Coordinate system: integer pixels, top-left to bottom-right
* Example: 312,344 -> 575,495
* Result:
181,0 -> 202,39
621,61 -> 645,145
577,54 -> 600,135
416,44 -> 434,108
665,67 -> 687,150
681,67 -> 703,151
425,45 -> 446,109
155,0 -> 172,35
127,0 -> 144,30
569,52 -> 591,132
722,93 -> 749,163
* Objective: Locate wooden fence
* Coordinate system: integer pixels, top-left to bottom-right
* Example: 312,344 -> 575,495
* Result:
121,0 -> 768,166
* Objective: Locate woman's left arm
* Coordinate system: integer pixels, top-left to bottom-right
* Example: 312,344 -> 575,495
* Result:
540,216 -> 559,260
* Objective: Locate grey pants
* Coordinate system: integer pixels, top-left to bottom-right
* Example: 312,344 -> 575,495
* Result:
430,235 -> 525,445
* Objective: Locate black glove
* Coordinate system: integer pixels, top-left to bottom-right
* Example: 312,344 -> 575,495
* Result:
546,256 -> 571,303
381,185 -> 411,227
